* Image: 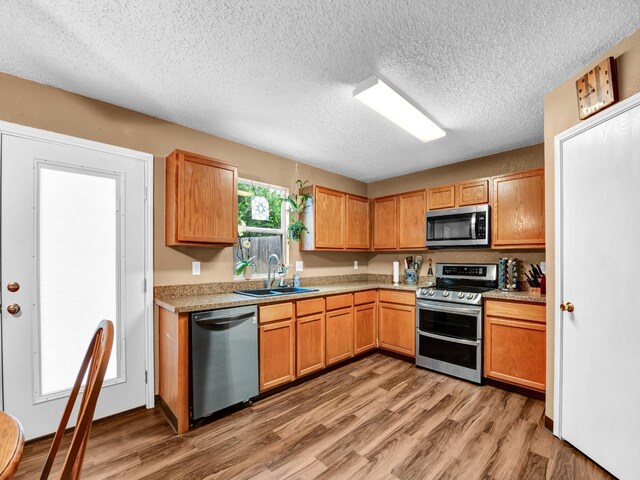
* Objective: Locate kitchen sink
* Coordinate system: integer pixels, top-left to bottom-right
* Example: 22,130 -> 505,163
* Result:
234,286 -> 319,298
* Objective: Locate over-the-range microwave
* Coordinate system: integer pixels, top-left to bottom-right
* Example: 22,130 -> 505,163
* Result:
426,204 -> 490,249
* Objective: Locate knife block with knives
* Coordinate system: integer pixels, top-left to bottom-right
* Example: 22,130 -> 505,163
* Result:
525,263 -> 546,296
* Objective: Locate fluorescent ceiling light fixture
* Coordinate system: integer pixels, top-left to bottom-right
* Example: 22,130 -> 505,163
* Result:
353,75 -> 445,142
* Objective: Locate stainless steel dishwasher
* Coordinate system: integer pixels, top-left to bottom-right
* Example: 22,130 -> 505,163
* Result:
190,305 -> 259,420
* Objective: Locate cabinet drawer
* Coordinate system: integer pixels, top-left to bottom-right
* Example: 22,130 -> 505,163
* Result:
296,297 -> 325,317
259,302 -> 293,324
485,300 -> 545,323
378,290 -> 415,306
354,290 -> 377,305
326,293 -> 353,311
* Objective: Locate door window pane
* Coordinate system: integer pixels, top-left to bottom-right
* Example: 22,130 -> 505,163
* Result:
38,166 -> 119,396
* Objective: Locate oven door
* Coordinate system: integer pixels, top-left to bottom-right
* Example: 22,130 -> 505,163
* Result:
416,300 -> 482,340
416,330 -> 482,384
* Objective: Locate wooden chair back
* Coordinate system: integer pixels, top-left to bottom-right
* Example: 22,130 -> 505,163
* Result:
0,412 -> 25,479
40,320 -> 114,480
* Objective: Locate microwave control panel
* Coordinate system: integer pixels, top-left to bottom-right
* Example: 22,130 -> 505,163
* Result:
476,213 -> 486,239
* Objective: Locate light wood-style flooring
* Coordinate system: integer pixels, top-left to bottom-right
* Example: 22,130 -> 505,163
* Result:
15,354 -> 611,479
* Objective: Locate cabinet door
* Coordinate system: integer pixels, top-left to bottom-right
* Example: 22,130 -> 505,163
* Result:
346,194 -> 370,249
354,303 -> 377,354
372,196 -> 397,250
326,307 -> 354,365
259,319 -> 295,391
167,150 -> 237,245
484,315 -> 545,392
492,169 -> 545,248
458,178 -> 489,206
378,303 -> 415,356
398,190 -> 427,249
296,313 -> 325,377
428,185 -> 456,210
315,187 -> 346,249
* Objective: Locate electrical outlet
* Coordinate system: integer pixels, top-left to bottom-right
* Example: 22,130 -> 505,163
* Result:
296,261 -> 304,272
192,261 -> 201,275
354,260 -> 358,270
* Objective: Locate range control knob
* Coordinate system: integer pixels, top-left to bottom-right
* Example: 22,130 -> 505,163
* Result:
428,289 -> 436,296
467,292 -> 475,300
457,292 -> 465,299
442,290 -> 450,298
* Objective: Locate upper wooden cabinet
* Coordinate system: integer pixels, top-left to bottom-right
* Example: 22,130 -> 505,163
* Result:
397,190 -> 427,249
346,194 -> 370,250
428,185 -> 456,210
372,190 -> 426,250
372,196 -> 397,250
492,169 -> 545,248
165,149 -> 237,246
428,178 -> 489,211
301,186 -> 369,251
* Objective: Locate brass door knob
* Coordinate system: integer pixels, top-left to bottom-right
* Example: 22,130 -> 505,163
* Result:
6,304 -> 21,315
7,281 -> 20,292
560,302 -> 574,312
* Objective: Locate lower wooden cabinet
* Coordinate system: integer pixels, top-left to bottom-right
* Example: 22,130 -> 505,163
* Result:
378,290 -> 416,357
259,319 -> 295,392
326,307 -> 354,365
484,299 -> 546,392
296,313 -> 325,377
354,292 -> 377,354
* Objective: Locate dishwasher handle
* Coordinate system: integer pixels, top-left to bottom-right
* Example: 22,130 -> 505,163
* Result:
195,311 -> 256,328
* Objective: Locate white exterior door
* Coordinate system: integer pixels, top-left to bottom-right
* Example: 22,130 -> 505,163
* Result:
555,94 -> 640,479
1,125 -> 153,440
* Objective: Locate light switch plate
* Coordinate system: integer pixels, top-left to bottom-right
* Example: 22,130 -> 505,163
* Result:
354,260 -> 358,270
192,261 -> 201,275
296,261 -> 303,272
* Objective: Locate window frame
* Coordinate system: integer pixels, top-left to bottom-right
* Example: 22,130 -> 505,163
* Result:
234,178 -> 289,280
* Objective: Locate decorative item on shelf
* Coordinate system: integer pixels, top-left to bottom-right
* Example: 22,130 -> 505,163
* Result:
576,56 -> 618,120
284,179 -> 311,242
234,235 -> 256,279
424,258 -> 436,286
498,257 -> 518,291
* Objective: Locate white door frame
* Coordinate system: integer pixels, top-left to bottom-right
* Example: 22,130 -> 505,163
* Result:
0,120 -> 155,411
553,90 -> 640,438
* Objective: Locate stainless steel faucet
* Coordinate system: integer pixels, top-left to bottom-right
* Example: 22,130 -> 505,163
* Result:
266,253 -> 280,288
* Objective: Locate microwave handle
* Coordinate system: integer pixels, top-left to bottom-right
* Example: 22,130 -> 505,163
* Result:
471,213 -> 477,240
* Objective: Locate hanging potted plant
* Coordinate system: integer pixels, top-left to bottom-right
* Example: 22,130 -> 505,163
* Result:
284,179 -> 311,242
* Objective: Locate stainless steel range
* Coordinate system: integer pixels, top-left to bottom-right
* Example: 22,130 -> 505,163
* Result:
415,263 -> 497,384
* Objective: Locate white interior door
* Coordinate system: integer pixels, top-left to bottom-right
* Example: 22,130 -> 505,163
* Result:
1,128 -> 152,440
556,95 -> 640,479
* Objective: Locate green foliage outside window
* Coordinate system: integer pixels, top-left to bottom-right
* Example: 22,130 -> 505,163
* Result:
237,182 -> 284,230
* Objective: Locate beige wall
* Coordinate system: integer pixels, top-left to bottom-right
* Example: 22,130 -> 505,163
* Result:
0,72 -> 370,285
367,143 -> 545,275
543,28 -> 640,420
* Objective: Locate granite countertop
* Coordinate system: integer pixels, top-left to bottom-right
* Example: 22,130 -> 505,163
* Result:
483,289 -> 546,304
155,281 -> 419,313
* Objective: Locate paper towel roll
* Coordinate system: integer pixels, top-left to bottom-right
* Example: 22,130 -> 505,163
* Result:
393,261 -> 400,284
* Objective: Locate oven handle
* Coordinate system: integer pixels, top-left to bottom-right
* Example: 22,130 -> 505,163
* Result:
416,300 -> 481,316
417,330 -> 480,346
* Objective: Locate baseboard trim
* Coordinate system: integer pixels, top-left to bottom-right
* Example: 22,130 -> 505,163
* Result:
483,377 -> 545,400
544,415 -> 554,432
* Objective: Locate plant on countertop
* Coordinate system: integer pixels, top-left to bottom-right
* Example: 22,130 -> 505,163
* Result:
234,231 -> 256,276
284,179 -> 311,242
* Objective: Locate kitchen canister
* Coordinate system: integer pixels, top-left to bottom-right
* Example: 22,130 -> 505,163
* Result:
499,257 -> 518,291
405,268 -> 417,285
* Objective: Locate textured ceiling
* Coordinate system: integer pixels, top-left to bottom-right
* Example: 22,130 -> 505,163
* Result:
1,1 -> 639,182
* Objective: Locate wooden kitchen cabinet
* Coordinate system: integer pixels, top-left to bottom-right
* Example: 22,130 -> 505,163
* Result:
165,149 -> 237,246
259,303 -> 295,391
458,178 -> 489,206
301,186 -> 369,251
354,291 -> 377,354
377,290 -> 416,356
346,194 -> 370,249
325,294 -> 354,365
296,298 -> 325,377
372,195 -> 397,250
484,299 -> 546,392
492,168 -> 545,248
397,190 -> 427,249
428,185 -> 456,210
